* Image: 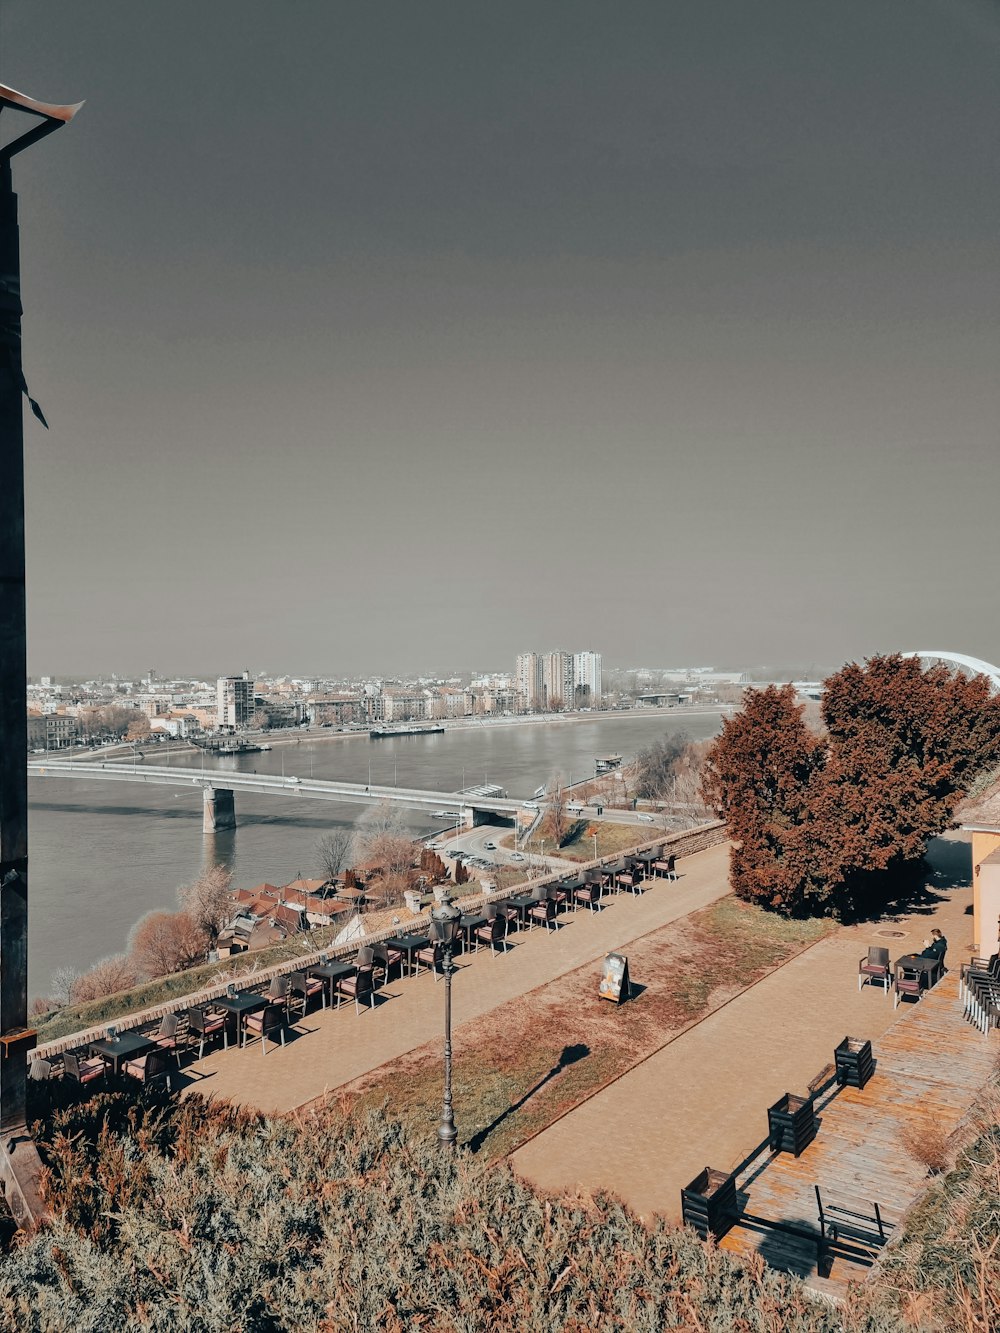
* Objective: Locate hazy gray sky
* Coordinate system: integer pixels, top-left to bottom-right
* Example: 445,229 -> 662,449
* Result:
3,1 -> 998,678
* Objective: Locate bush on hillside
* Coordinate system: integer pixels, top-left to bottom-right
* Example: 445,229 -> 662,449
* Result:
0,1086 -> 848,1332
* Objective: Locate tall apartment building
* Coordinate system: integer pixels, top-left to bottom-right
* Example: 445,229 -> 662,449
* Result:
216,672 -> 254,731
542,651 -> 574,710
515,652 -> 543,710
573,651 -> 603,704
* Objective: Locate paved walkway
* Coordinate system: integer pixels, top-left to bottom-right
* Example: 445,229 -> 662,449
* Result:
185,841 -> 732,1114
511,837 -> 977,1223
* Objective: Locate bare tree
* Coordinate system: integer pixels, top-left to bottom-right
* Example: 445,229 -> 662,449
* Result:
351,801 -> 407,864
49,965 -> 79,1007
544,775 -> 569,848
178,864 -> 234,948
362,832 -> 415,879
71,954 -> 138,1003
316,828 -> 353,882
129,910 -> 207,979
249,708 -> 270,731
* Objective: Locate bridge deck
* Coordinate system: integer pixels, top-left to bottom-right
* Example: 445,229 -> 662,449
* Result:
720,972 -> 995,1301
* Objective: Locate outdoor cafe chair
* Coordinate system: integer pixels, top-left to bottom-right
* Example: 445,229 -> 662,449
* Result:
265,975 -> 290,1006
123,1048 -> 174,1090
242,1002 -> 288,1053
528,895 -> 558,932
187,1005 -> 228,1060
653,854 -> 677,880
858,947 -> 892,995
547,881 -> 569,912
474,914 -> 508,957
414,939 -> 444,980
966,972 -> 1000,1031
617,868 -> 643,896
372,940 -> 404,983
573,879 -> 602,913
335,966 -> 376,1014
28,1058 -> 51,1082
288,970 -> 325,1016
153,1014 -> 181,1051
894,965 -> 922,1009
959,953 -> 1000,1005
62,1051 -> 105,1085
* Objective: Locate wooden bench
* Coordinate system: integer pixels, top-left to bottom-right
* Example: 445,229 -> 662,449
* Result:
815,1185 -> 894,1263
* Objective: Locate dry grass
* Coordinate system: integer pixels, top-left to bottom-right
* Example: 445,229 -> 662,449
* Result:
326,894 -> 834,1161
898,1118 -> 952,1175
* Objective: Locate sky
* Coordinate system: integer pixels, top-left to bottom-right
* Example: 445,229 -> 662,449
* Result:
2,1 -> 998,679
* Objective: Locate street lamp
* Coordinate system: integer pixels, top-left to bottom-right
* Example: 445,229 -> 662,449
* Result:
431,895 -> 462,1150
0,82 -> 82,1231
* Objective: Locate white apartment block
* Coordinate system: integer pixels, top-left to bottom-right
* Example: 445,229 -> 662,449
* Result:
217,673 -> 254,731
573,651 -> 603,703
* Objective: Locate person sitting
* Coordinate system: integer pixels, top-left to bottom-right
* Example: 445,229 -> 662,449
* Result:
920,928 -> 947,966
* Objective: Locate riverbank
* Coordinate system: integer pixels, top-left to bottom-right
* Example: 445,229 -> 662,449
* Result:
28,707 -> 727,992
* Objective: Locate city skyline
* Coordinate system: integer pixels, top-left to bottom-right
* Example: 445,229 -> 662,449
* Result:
4,1 -> 999,676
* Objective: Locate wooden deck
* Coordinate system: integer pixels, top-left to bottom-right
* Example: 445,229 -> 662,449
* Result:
719,973 -> 996,1302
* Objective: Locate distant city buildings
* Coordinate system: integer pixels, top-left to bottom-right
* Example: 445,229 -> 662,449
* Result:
19,644 -> 769,754
516,649 -> 603,711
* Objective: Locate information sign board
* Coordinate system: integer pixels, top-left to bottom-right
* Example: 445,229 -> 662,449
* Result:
599,952 -> 630,1004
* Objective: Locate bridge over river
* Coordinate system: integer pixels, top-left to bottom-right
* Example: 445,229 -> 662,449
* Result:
26,759 -> 521,832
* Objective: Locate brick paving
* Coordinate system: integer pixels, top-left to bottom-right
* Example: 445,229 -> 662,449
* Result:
184,841 -> 733,1114
511,835 -> 977,1224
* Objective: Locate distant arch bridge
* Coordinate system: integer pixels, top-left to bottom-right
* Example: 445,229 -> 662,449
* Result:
903,651 -> 1000,693
26,759 -> 521,833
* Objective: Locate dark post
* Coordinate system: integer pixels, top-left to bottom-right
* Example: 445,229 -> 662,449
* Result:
432,898 -> 462,1149
0,157 -> 30,1138
0,84 -> 81,1230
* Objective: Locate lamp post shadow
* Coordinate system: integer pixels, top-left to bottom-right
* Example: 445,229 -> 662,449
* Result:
467,1042 -> 590,1154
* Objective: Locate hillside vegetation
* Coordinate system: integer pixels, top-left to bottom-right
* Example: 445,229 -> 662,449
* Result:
0,1074 -> 995,1331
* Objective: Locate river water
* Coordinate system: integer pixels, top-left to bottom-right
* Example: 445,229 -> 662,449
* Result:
27,709 -> 724,995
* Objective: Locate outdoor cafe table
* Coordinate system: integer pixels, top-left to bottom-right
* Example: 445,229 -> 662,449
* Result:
89,1030 -> 155,1076
506,893 -> 536,925
459,914 -> 487,952
308,960 -> 356,1004
384,934 -> 431,977
215,991 -> 268,1042
895,953 -> 944,990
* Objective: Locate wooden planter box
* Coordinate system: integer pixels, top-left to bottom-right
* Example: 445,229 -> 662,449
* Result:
767,1092 -> 816,1156
680,1167 -> 738,1240
835,1036 -> 875,1089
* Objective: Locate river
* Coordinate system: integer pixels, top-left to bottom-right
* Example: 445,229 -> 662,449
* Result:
27,708 -> 724,995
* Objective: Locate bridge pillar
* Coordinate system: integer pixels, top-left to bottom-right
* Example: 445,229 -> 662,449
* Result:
203,787 -> 236,833
464,806 -> 490,828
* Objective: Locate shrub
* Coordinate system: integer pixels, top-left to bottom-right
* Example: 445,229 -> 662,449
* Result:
0,1089 -> 846,1332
